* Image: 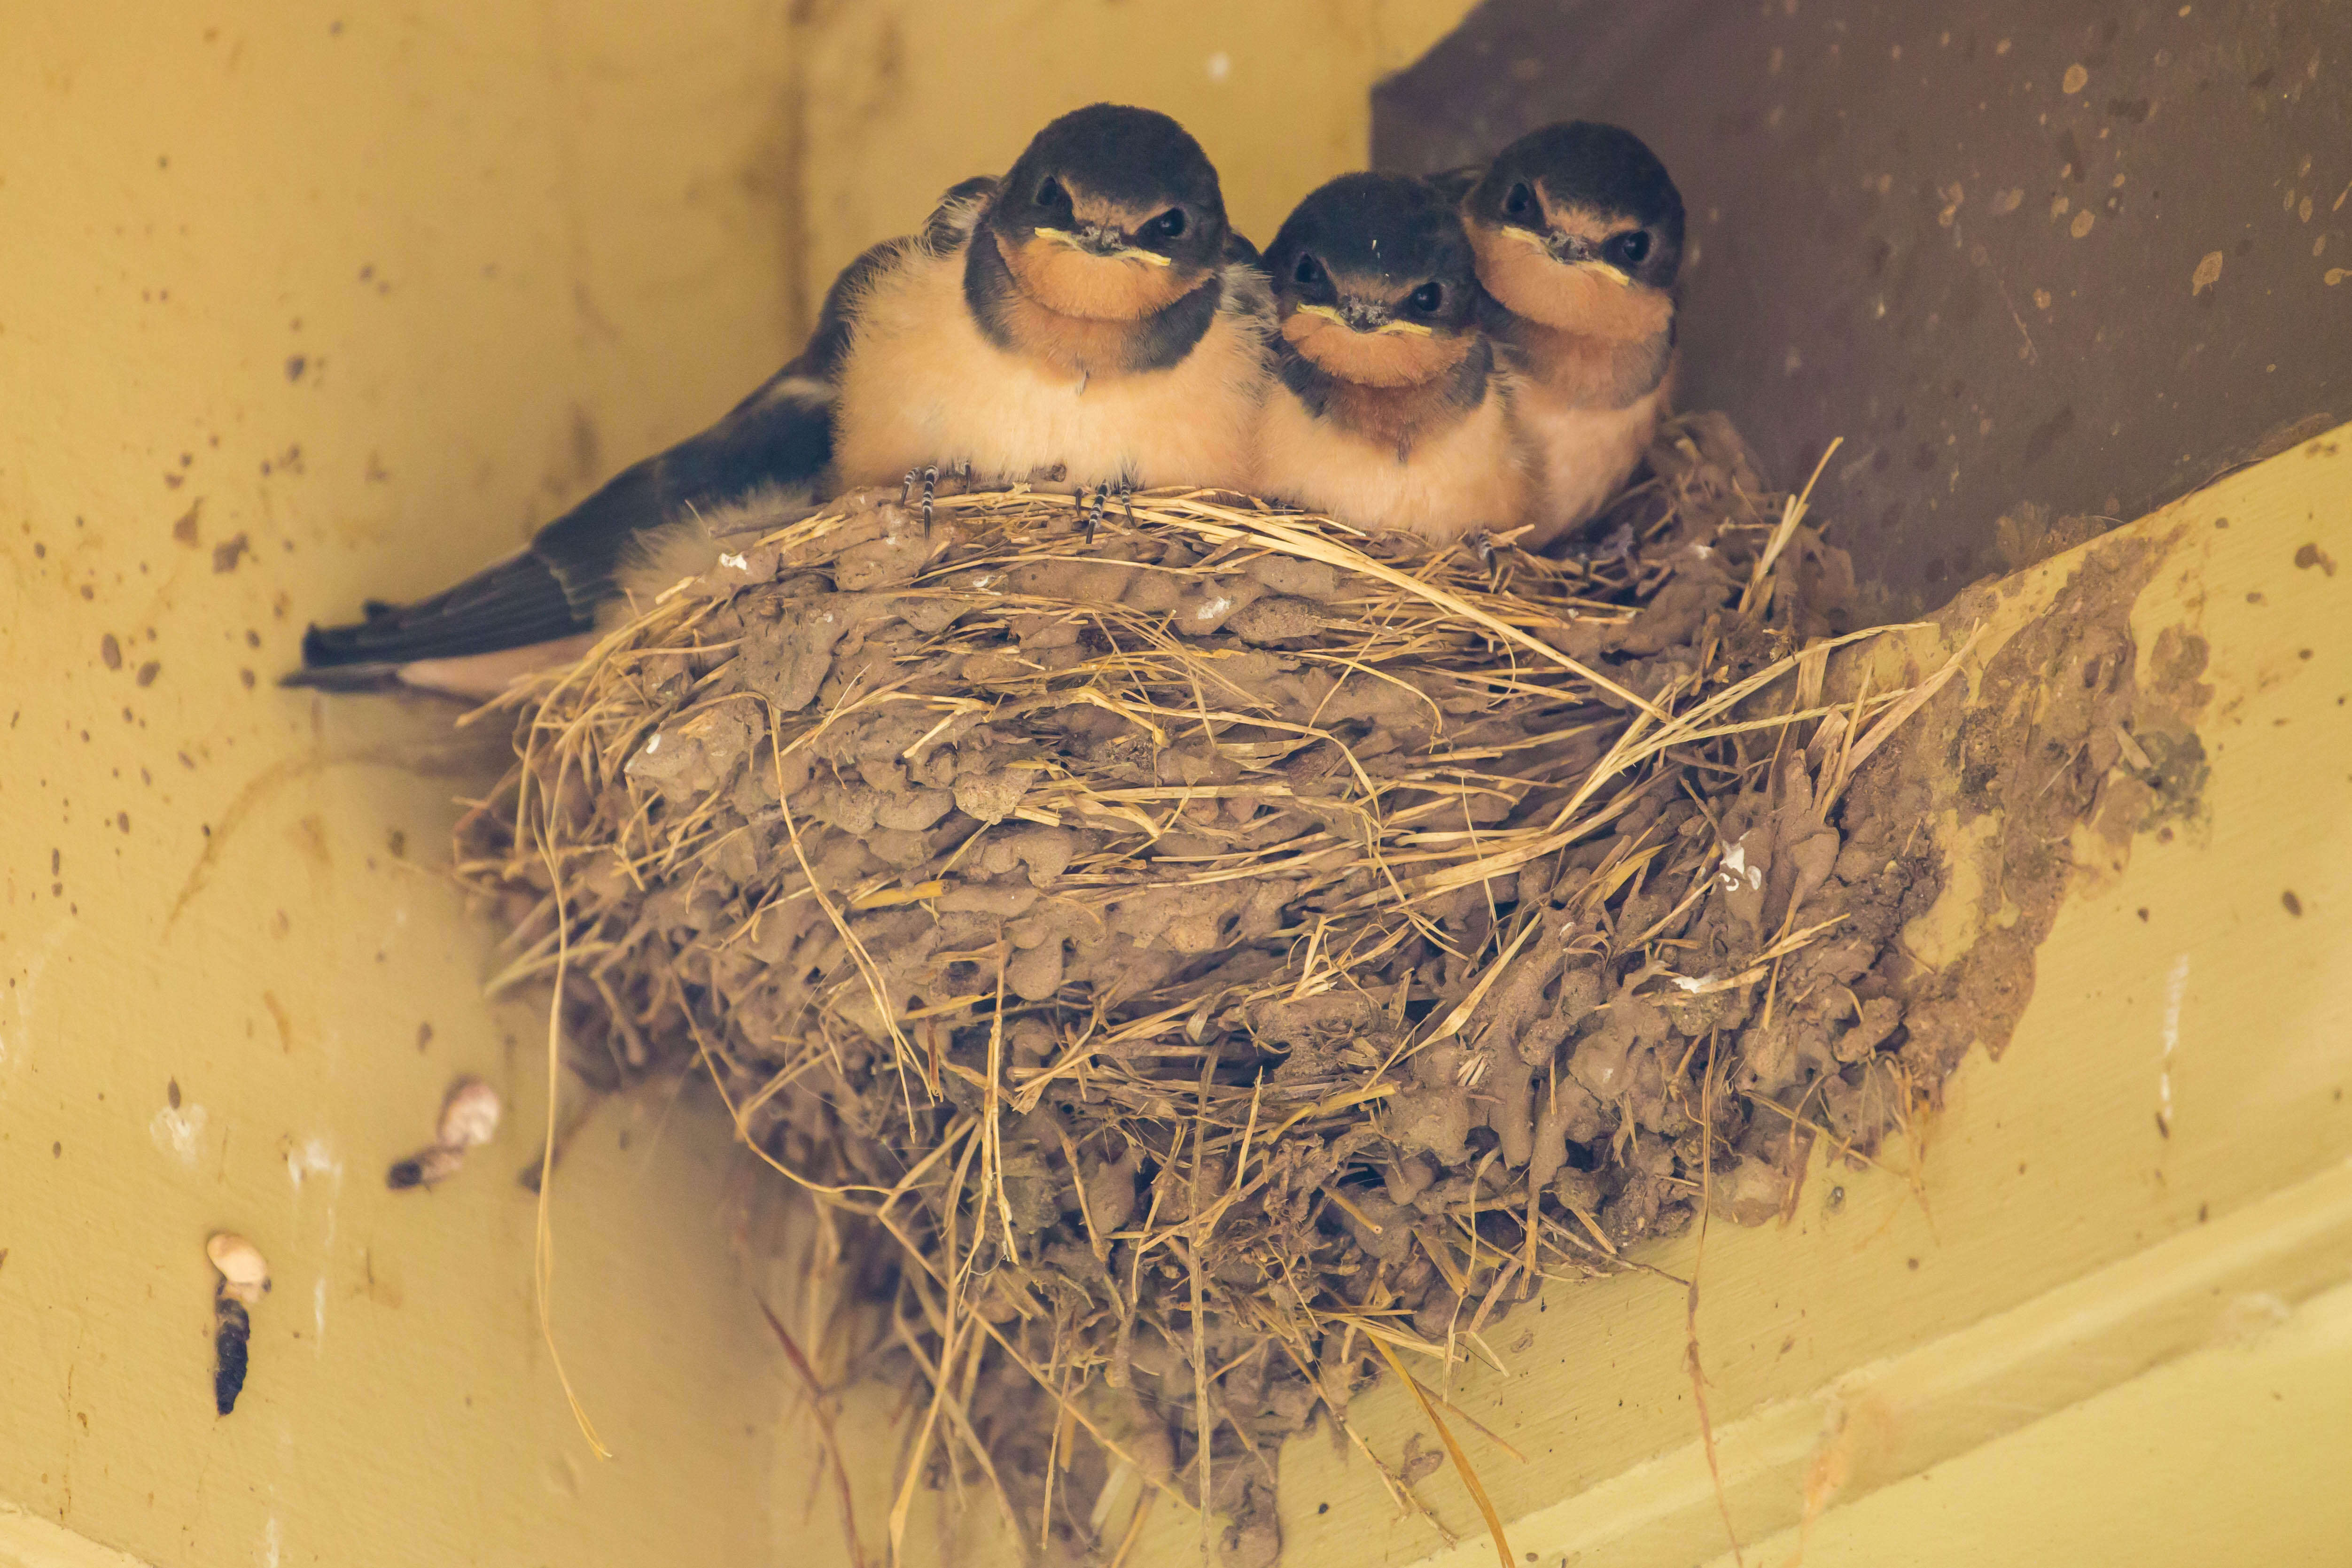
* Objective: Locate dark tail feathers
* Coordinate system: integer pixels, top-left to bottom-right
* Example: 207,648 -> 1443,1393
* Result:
278,660 -> 406,693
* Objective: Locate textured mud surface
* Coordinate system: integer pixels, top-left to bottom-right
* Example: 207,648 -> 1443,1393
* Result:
1851,520 -> 2208,1097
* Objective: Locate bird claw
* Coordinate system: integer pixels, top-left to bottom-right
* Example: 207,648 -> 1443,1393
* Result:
1080,475 -> 1136,543
900,461 -> 977,528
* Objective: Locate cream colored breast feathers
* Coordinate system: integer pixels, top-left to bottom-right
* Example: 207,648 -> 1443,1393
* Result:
831,250 -> 1267,493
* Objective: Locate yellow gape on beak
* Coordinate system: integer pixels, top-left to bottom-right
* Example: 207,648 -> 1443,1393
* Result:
1032,226 -> 1176,267
1295,302 -> 1435,337
1572,258 -> 1634,288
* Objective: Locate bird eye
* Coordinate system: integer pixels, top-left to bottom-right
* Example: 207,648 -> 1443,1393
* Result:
1292,253 -> 1323,287
1604,229 -> 1653,269
1147,208 -> 1187,240
1035,177 -> 1067,209
1502,182 -> 1534,218
1407,281 -> 1445,314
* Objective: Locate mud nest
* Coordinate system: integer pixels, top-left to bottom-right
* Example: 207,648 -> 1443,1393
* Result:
457,413 -> 1950,1564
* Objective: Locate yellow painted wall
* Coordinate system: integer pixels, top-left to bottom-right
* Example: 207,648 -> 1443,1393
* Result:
1700,1274 -> 2352,1568
0,1 -> 1472,1564
9,2 -> 2347,1567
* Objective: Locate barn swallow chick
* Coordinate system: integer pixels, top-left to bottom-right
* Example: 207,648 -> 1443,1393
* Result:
1252,173 -> 1528,543
1451,122 -> 1684,547
827,104 -> 1271,512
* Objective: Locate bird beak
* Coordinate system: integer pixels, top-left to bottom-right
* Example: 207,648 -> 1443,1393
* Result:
1034,225 -> 1174,267
1294,302 -> 1434,337
1546,233 -> 1597,264
1503,224 -> 1633,287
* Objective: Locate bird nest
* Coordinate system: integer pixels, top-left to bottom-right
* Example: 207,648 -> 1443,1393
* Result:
456,413 -> 1944,1566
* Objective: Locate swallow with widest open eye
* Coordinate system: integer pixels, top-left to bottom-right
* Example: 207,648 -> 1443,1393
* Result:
826,103 -> 1272,521
276,191 -> 966,698
1251,172 -> 1529,543
1440,122 -> 1684,549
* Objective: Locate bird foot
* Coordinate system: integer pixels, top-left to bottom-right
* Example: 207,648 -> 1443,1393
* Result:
900,462 -> 981,527
1467,521 -> 1538,567
1081,475 -> 1136,543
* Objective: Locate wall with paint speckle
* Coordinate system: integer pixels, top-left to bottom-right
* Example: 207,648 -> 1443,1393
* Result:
5,5 -> 2350,1568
